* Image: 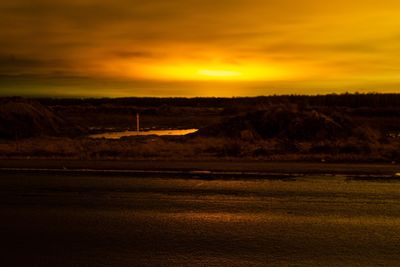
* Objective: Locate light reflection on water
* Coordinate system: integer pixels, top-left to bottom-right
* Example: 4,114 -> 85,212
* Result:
89,129 -> 198,139
1,174 -> 400,266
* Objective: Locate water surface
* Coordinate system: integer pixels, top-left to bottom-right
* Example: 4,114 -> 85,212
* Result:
1,173 -> 400,266
90,129 -> 198,139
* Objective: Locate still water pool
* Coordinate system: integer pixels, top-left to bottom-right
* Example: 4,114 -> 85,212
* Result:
90,129 -> 198,139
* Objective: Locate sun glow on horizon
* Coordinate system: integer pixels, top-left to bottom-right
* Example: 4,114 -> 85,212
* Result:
198,69 -> 242,78
109,60 -> 297,82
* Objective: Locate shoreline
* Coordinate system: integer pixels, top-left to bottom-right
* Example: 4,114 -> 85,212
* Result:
0,159 -> 399,177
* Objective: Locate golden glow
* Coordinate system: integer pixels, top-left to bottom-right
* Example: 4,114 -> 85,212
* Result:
198,69 -> 242,78
106,59 -> 297,82
138,63 -> 291,81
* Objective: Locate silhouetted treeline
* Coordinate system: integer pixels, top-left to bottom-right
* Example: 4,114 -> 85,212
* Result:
35,93 -> 400,109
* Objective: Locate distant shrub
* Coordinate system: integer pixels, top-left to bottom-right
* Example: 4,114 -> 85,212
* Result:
195,106 -> 378,143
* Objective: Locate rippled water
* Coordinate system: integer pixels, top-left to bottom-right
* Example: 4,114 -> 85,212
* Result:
1,173 -> 400,266
90,129 -> 198,139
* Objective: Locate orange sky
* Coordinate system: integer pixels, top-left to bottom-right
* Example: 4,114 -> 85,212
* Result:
1,0 -> 400,97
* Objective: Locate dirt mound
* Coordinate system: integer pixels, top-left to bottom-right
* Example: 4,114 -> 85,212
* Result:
195,107 -> 376,141
0,98 -> 86,139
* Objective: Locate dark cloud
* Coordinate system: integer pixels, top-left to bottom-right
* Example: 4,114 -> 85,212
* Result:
0,55 -> 67,68
112,51 -> 163,59
262,41 -> 379,55
0,55 -> 71,75
0,55 -> 48,68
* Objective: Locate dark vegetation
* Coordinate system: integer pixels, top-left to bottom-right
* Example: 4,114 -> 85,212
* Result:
37,93 -> 400,134
0,98 -> 86,139
1,93 -> 400,162
195,106 -> 377,141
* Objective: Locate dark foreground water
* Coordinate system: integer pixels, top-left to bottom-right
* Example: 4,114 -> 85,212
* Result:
1,172 -> 400,266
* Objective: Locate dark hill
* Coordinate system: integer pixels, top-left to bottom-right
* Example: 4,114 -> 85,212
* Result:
0,98 -> 86,139
194,107 -> 378,141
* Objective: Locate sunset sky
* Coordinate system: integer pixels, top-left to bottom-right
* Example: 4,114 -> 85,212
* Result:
2,0 -> 400,97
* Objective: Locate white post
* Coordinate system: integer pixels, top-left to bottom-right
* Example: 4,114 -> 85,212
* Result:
136,112 -> 140,134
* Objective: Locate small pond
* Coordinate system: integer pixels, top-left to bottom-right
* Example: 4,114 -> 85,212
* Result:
89,129 -> 198,139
